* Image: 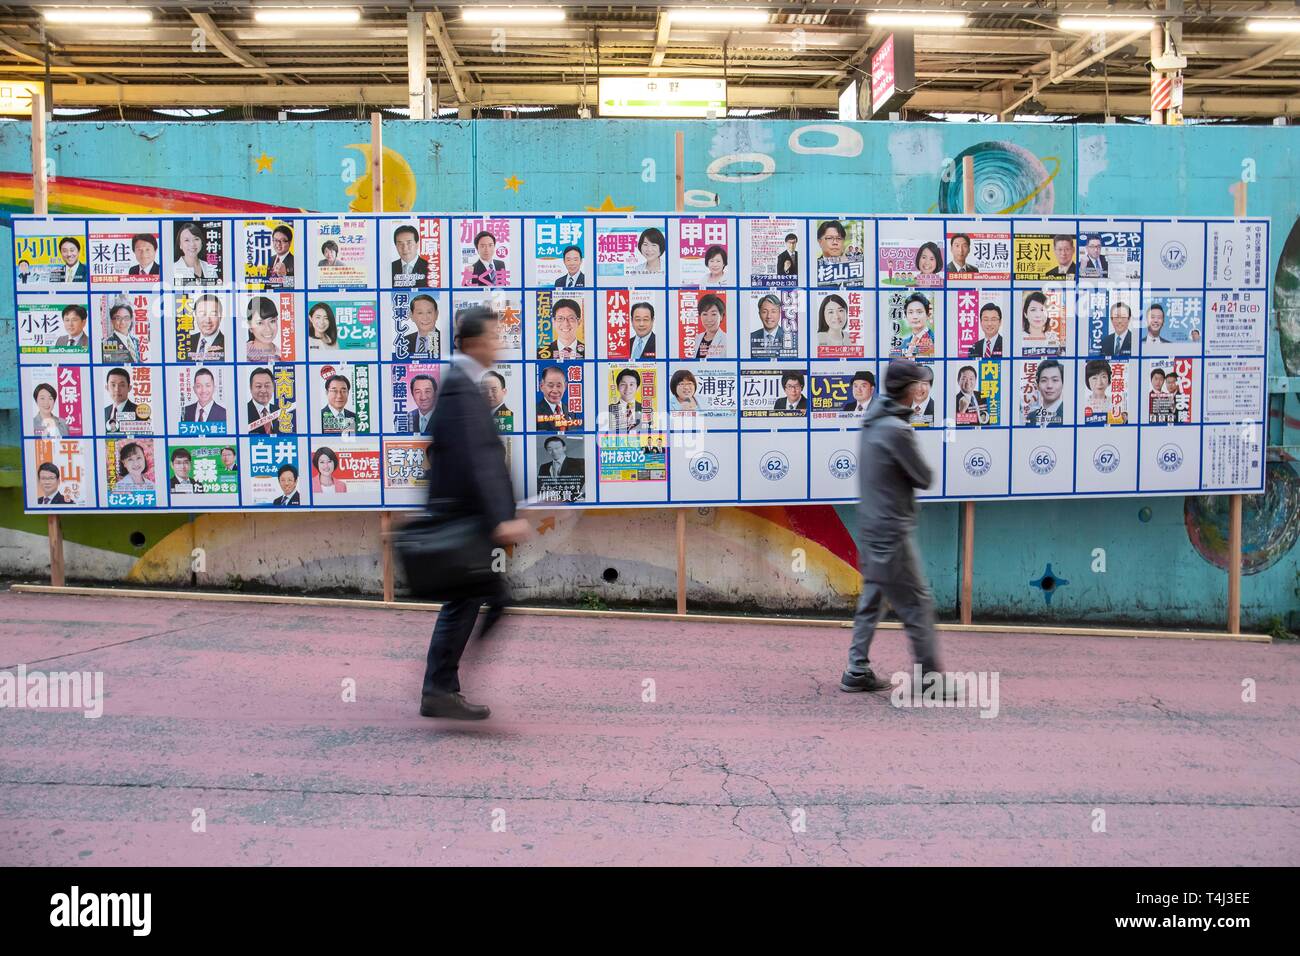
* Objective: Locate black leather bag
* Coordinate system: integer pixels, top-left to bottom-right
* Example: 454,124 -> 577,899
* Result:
393,501 -> 496,601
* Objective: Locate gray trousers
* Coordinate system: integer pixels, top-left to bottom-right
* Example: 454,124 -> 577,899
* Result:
848,537 -> 941,675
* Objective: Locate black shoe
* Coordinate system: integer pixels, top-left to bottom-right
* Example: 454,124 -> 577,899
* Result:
419,692 -> 491,720
839,669 -> 893,693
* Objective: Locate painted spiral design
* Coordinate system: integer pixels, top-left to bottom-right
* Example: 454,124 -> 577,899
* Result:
938,141 -> 1057,215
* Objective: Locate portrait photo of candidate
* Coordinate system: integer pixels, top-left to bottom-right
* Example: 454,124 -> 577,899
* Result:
669,369 -> 699,414
946,233 -> 978,274
103,367 -> 138,432
321,374 -> 358,432
35,462 -> 69,505
468,230 -> 506,286
268,224 -> 295,283
391,224 -> 430,287
817,293 -> 851,351
55,236 -> 88,283
772,371 -> 807,412
220,446 -> 237,471
954,364 -> 983,420
407,373 -> 438,436
1044,234 -> 1076,278
703,244 -> 728,285
172,221 -> 218,283
1079,235 -> 1109,278
246,366 -> 293,435
308,301 -> 338,349
843,370 -> 875,413
31,382 -> 70,438
55,303 -> 89,349
967,302 -> 1004,359
244,295 -> 280,363
181,367 -> 227,425
400,294 -> 441,358
776,232 -> 799,276
537,297 -> 584,360
607,368 -> 644,434
128,233 -> 160,276
1083,358 -> 1125,422
186,293 -> 226,361
535,364 -> 568,431
273,463 -> 301,505
104,300 -> 143,364
114,441 -> 152,491
318,239 -> 340,267
1019,290 -> 1058,352
816,219 -> 846,261
688,293 -> 726,359
749,294 -> 788,358
1025,358 -> 1066,425
537,434 -> 583,478
168,447 -> 194,492
484,370 -> 512,429
1142,302 -> 1172,350
628,301 -> 656,359
637,227 -> 666,274
312,446 -> 347,495
915,241 -> 943,279
907,376 -> 936,426
1101,301 -> 1134,356
895,292 -> 935,359
553,245 -> 586,288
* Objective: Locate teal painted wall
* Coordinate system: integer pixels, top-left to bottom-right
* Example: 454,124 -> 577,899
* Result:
0,119 -> 1296,628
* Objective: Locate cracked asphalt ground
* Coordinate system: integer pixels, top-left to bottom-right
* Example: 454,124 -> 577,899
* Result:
1,589 -> 1297,866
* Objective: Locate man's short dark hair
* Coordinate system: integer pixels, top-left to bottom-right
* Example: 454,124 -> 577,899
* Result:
485,370 -> 506,390
58,236 -> 81,252
278,463 -> 298,480
393,224 -> 419,244
272,224 -> 293,243
473,230 -> 496,247
958,365 -> 978,381
1035,358 -> 1064,383
1165,369 -> 1180,381
817,219 -> 845,240
170,447 -> 192,463
106,367 -> 131,386
131,233 -> 157,251
1150,368 -> 1166,382
324,374 -> 350,392
951,233 -> 971,245
630,301 -> 655,320
544,435 -> 565,450
903,292 -> 931,314
454,304 -> 496,346
1053,234 -> 1075,246
616,368 -> 640,388
249,366 -> 274,386
1148,302 -> 1166,316
38,462 -> 60,479
61,304 -> 87,321
1111,302 -> 1131,319
784,232 -> 798,242
193,367 -> 215,385
552,298 -> 581,319
561,245 -> 582,258
697,292 -> 726,317
410,373 -> 437,391
109,303 -> 132,322
781,371 -> 805,389
979,302 -> 1003,322
757,293 -> 782,313
540,364 -> 566,382
410,293 -> 438,313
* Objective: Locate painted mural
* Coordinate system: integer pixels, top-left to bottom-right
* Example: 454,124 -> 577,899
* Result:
0,119 -> 1296,629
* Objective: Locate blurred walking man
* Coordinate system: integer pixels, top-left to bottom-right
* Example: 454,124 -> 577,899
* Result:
840,358 -> 950,697
420,306 -> 529,720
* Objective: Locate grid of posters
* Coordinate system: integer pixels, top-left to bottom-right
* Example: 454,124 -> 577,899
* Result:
13,213 -> 1269,511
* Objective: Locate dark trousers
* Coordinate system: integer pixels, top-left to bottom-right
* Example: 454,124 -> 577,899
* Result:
421,580 -> 506,696
848,537 -> 941,676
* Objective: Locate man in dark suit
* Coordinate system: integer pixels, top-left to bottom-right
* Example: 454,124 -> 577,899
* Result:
103,367 -> 138,432
180,367 -> 227,426
186,294 -> 226,361
538,435 -> 584,478
128,234 -> 160,276
56,236 -> 88,283
397,294 -> 440,358
628,302 -> 656,359
391,224 -> 431,287
535,365 -> 569,431
54,304 -> 89,349
321,374 -> 358,433
772,371 -> 808,411
552,245 -> 586,288
1100,302 -> 1133,356
468,230 -> 506,286
841,370 -> 875,413
1044,235 -> 1076,278
967,303 -> 1005,359
268,225 -> 295,285
246,367 -> 294,434
776,233 -> 798,277
407,374 -> 438,436
35,462 -> 69,504
1078,236 -> 1109,278
272,464 -> 301,505
421,306 -> 529,721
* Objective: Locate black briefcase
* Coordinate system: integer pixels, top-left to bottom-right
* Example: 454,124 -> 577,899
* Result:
393,503 -> 496,601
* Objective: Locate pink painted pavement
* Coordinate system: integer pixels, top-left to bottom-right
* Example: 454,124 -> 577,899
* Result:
0,588 -> 1297,866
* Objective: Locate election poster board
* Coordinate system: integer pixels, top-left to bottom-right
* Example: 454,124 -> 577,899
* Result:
11,213 -> 1269,511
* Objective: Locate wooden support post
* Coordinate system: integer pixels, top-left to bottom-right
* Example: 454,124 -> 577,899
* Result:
370,112 -> 396,602
32,92 -> 64,587
1227,180 -> 1248,635
959,154 -> 976,625
674,130 -> 688,615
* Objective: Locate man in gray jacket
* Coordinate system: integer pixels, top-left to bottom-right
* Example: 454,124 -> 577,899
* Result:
840,358 -> 946,694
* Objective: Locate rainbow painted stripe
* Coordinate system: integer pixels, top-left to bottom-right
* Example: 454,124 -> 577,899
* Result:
0,171 -> 304,217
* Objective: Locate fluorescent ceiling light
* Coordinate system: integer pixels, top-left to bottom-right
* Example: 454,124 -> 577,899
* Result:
42,8 -> 153,24
1246,19 -> 1300,34
254,7 -> 361,25
1058,17 -> 1156,31
667,8 -> 770,26
461,7 -> 566,24
866,13 -> 968,28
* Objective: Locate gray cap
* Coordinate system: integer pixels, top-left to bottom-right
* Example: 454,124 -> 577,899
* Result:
884,358 -> 934,398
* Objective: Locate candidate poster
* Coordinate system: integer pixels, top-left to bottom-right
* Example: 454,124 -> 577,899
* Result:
168,219 -> 227,287
28,438 -> 91,507
95,293 -> 158,365
308,439 -> 382,505
676,217 -> 730,286
745,289 -> 800,360
455,217 -> 515,288
954,361 -> 1000,427
170,365 -> 233,438
1077,229 -> 1141,281
314,363 -> 373,435
945,226 -> 1010,282
17,298 -> 89,358
536,434 -> 588,503
668,364 -> 736,425
814,289 -> 867,359
245,434 -> 304,506
877,221 -> 944,289
104,437 -> 160,509
90,226 -> 162,286
14,231 -> 87,288
595,219 -> 666,285
307,295 -> 378,355
813,218 -> 867,288
166,442 -> 239,505
385,217 -> 444,289
743,217 -> 803,288
676,289 -> 728,359
1144,358 -> 1195,425
239,218 -> 298,291
310,218 -> 375,290
1014,232 -> 1076,281
100,364 -> 158,436
22,365 -> 87,439
1018,288 -> 1068,357
237,291 -> 298,364
1080,358 -> 1132,426
532,216 -> 588,288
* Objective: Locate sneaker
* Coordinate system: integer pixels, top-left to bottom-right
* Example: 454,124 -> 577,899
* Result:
839,669 -> 893,693
419,691 -> 491,720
